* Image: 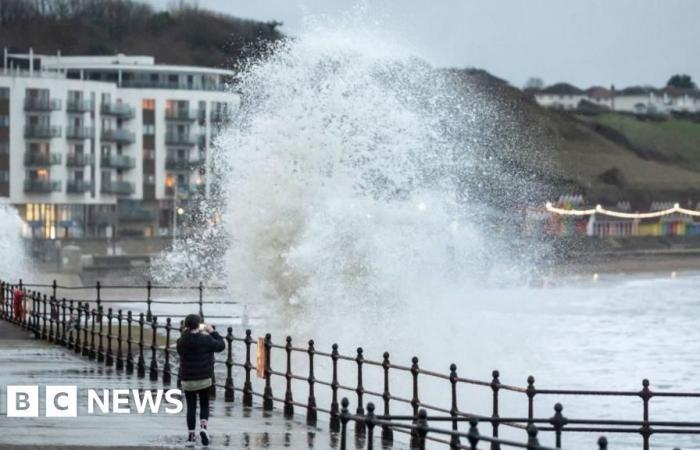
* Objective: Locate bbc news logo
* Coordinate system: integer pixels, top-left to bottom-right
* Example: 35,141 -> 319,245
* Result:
4,385 -> 183,417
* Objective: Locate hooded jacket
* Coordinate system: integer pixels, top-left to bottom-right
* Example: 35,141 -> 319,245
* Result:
176,329 -> 226,381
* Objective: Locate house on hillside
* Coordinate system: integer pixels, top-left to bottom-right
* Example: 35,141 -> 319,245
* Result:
532,83 -> 586,110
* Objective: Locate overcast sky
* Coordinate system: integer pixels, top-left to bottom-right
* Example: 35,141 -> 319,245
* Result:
156,0 -> 700,89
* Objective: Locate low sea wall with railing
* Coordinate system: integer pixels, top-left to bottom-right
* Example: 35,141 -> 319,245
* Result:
1,278 -> 698,450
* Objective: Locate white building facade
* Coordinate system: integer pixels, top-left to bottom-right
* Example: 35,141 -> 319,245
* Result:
0,50 -> 239,239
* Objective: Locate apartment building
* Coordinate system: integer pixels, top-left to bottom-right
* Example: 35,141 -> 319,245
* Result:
0,50 -> 239,240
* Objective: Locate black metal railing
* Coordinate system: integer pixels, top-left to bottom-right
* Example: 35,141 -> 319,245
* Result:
1,279 -> 698,450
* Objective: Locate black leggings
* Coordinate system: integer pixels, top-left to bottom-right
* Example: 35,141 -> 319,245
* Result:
184,388 -> 210,430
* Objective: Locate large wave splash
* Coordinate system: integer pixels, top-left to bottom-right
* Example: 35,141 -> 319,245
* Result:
0,204 -> 29,282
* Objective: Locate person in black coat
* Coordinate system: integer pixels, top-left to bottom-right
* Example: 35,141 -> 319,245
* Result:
177,314 -> 225,447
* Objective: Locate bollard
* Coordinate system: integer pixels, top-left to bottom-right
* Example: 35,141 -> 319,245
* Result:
126,311 -> 134,374
491,369 -> 501,450
330,343 -> 340,432
550,403 -> 566,448
527,376 -> 536,423
307,339 -> 317,426
450,364 -> 461,450
88,308 -> 97,359
640,379 -> 652,450
381,351 -> 393,445
146,280 -> 152,321
149,316 -> 158,381
243,329 -> 253,407
284,336 -> 294,418
105,308 -> 114,366
163,318 -> 173,385
355,347 -> 366,437
262,333 -> 273,411
137,313 -> 146,378
467,418 -> 480,450
97,306 -> 105,363
116,310 -> 124,371
340,397 -> 350,450
366,402 -> 376,450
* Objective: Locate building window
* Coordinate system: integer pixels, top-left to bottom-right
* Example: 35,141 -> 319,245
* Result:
0,87 -> 9,98
143,124 -> 155,135
0,115 -> 8,127
0,143 -> 8,154
142,99 -> 155,110
143,149 -> 155,160
0,170 -> 8,182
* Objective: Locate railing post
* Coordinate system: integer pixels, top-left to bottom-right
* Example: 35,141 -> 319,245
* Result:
416,409 -> 429,450
97,306 -> 105,363
48,296 -> 55,343
330,344 -> 341,432
60,298 -> 67,346
284,336 -> 294,418
243,329 -> 253,407
95,281 -> 101,311
366,402 -> 376,450
52,279 -> 57,302
222,326 -> 233,400
491,369 -> 501,450
307,339 -> 317,426
409,356 -> 421,448
640,379 -> 652,450
526,423 -> 541,450
550,403 -> 566,448
381,351 -> 393,445
355,347 -> 366,437
149,316 -> 158,381
33,293 -> 41,339
0,282 -> 4,320
82,304 -> 90,356
450,364 -> 461,450
126,311 -> 134,374
210,325 -> 217,398
598,436 -> 608,450
467,418 -> 480,450
73,301 -> 81,350
527,375 -> 536,423
67,300 -> 74,349
198,281 -> 204,320
340,397 -> 350,450
105,308 -> 114,366
42,294 -> 48,340
89,307 -> 97,359
163,318 -> 173,385
263,333 -> 273,411
116,310 -> 124,371
137,313 -> 146,378
146,280 -> 152,321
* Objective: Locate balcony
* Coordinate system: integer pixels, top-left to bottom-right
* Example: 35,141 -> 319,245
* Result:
24,125 -> 61,139
210,110 -> 231,123
165,156 -> 205,171
101,154 -> 135,169
66,126 -> 94,140
165,183 -> 205,197
101,181 -> 134,195
24,179 -> 61,193
66,154 -> 92,166
67,180 -> 92,193
24,152 -> 62,166
118,207 -> 155,222
165,132 -> 197,146
24,97 -> 61,112
165,109 -> 199,121
120,79 -> 228,91
66,99 -> 93,113
100,102 -> 134,119
101,128 -> 135,144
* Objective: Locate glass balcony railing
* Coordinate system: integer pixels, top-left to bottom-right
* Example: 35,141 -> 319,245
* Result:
66,99 -> 93,113
101,180 -> 134,195
66,154 -> 92,166
165,109 -> 200,121
24,152 -> 62,166
120,79 -> 228,91
24,179 -> 61,193
165,183 -> 205,197
165,156 -> 205,170
24,125 -> 62,139
101,154 -> 135,169
165,132 -> 197,146
118,207 -> 156,221
24,97 -> 62,112
100,102 -> 134,119
101,128 -> 135,144
66,126 -> 94,140
66,180 -> 92,193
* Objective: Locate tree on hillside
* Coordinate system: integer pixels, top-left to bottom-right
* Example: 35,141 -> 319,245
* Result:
524,77 -> 544,90
667,74 -> 696,89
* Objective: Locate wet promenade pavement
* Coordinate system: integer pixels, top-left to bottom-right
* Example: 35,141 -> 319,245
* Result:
0,321 -> 347,449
